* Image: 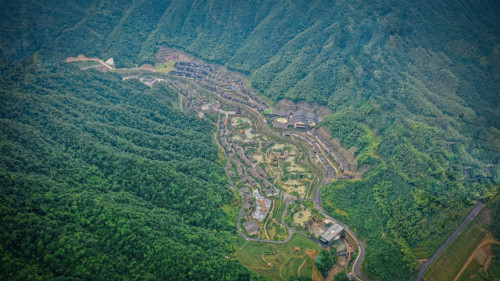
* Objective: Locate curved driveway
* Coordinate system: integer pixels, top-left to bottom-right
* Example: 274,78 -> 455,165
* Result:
237,203 -> 295,244
302,136 -> 368,280
214,96 -> 368,279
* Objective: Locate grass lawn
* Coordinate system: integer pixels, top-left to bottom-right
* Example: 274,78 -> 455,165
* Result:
267,222 -> 277,238
425,223 -> 486,281
273,200 -> 285,221
156,61 -> 175,73
300,262 -> 314,278
236,234 -> 322,280
282,258 -> 308,280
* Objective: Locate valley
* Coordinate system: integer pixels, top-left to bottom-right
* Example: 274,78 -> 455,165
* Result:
65,44 -> 497,281
2,1 -> 499,280
67,47 -> 366,280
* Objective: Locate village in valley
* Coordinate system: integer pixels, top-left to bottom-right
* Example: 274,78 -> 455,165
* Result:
66,46 -> 366,280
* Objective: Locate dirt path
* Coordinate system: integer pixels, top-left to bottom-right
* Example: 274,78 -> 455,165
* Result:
297,259 -> 307,277
327,265 -> 346,281
65,56 -> 114,70
261,243 -> 277,265
312,266 -> 324,281
280,257 -> 292,280
414,201 -> 484,281
264,200 -> 275,240
452,237 -> 500,281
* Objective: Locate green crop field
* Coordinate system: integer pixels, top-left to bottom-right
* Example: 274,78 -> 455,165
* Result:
425,223 -> 486,281
457,259 -> 482,281
236,234 -> 322,280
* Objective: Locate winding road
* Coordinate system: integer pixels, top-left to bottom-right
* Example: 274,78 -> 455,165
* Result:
215,101 -> 369,280
73,50 -> 488,281
303,135 -> 368,281
217,96 -> 484,281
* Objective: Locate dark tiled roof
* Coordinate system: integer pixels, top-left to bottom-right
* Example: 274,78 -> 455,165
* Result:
290,110 -> 319,124
272,110 -> 290,117
272,122 -> 289,129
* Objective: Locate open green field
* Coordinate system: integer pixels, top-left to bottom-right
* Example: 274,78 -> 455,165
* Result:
457,259 -> 482,281
236,234 -> 322,280
156,61 -> 175,73
425,223 -> 486,281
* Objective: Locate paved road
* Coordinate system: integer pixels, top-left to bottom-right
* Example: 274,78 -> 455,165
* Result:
212,88 -> 369,279
413,201 -> 484,281
237,205 -> 295,244
301,135 -> 368,281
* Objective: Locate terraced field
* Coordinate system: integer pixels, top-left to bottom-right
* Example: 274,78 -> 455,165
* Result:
236,235 -> 321,280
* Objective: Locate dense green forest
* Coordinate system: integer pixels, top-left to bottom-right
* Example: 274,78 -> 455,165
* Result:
1,0 -> 499,280
0,61 -> 254,280
314,246 -> 337,277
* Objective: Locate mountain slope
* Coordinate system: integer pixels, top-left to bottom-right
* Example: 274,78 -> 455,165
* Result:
0,61 -> 252,280
0,0 -> 499,280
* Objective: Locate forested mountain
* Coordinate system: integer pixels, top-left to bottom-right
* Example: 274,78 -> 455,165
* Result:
1,0 -> 499,280
0,62 -> 253,280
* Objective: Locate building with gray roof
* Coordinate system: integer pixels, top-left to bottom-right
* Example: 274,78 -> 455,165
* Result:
242,220 -> 260,236
272,121 -> 289,129
290,110 -> 321,129
319,223 -> 344,243
265,187 -> 279,197
271,110 -> 291,117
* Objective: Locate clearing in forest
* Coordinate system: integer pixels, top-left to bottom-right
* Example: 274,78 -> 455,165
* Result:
293,209 -> 312,226
236,235 -> 321,280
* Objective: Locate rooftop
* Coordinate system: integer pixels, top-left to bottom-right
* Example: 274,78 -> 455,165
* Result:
290,110 -> 320,125
319,223 -> 344,243
272,110 -> 290,117
272,122 -> 289,129
265,187 -> 279,197
242,220 -> 260,235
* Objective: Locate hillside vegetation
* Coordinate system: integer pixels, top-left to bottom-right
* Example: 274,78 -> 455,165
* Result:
0,62 -> 253,280
1,0 -> 499,280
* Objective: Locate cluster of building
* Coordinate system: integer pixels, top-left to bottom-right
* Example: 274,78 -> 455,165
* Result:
163,54 -> 270,114
248,166 -> 267,179
291,132 -> 336,178
139,76 -> 164,87
290,110 -> 321,129
252,189 -> 272,221
216,106 -> 282,237
152,49 -> 356,246
169,61 -> 214,79
266,109 -> 321,130
240,187 -> 253,210
308,129 -> 349,173
235,146 -> 252,166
